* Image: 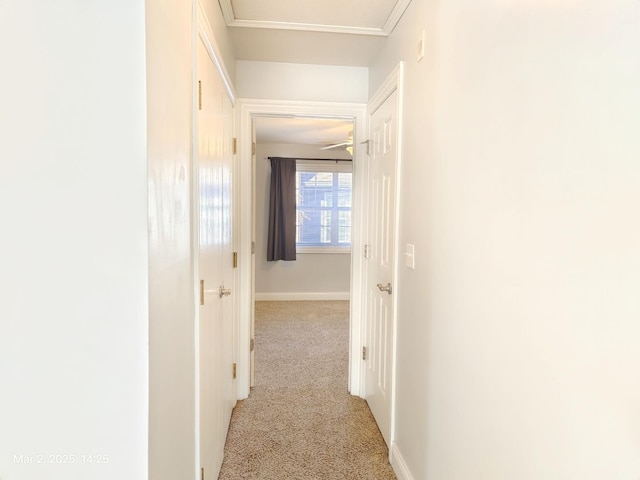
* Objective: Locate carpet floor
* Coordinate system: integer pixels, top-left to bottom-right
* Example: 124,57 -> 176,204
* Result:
218,301 -> 397,480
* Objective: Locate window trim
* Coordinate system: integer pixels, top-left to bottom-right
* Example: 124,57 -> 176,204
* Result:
297,246 -> 352,254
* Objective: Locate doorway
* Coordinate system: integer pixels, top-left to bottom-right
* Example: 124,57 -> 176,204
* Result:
253,116 -> 353,299
252,116 -> 354,387
235,100 -> 367,399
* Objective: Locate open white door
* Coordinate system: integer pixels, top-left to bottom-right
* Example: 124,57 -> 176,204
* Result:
363,85 -> 400,447
250,119 -> 256,387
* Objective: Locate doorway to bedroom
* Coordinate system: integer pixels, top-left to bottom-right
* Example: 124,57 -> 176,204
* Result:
254,116 -> 354,304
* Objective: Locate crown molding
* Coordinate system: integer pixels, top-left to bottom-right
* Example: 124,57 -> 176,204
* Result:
218,0 -> 413,37
198,0 -> 236,104
226,18 -> 387,36
218,0 -> 235,26
382,0 -> 412,35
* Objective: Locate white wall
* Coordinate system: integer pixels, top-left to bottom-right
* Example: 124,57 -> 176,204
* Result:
371,1 -> 640,479
255,144 -> 351,300
236,61 -> 368,103
0,1 -> 148,479
146,1 -> 198,479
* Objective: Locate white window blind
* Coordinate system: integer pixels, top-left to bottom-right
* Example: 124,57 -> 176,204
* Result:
295,162 -> 352,252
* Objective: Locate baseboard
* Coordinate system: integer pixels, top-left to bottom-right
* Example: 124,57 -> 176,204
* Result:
390,442 -> 414,480
255,292 -> 350,301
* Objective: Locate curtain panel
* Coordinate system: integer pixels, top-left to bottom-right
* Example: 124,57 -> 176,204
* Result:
267,157 -> 297,261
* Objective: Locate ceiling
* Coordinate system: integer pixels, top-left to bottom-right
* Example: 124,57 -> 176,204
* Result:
219,0 -> 411,66
219,0 -> 410,35
255,117 -> 354,152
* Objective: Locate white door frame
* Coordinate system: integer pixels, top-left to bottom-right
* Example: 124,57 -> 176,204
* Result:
236,99 -> 367,399
362,63 -> 404,447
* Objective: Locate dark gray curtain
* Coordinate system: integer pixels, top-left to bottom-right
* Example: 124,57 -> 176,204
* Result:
267,157 -> 297,261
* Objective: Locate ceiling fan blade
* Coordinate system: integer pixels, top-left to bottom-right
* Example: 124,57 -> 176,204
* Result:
320,141 -> 352,150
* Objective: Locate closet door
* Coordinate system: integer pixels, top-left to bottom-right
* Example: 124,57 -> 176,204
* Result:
196,36 -> 235,479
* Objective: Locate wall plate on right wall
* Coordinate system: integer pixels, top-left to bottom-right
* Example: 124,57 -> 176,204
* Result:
417,29 -> 425,62
405,243 -> 415,269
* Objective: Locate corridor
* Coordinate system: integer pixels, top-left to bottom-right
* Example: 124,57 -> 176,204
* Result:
219,301 -> 396,479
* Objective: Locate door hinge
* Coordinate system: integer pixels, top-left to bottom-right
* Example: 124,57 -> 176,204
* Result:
233,251 -> 238,268
251,241 -> 256,254
364,244 -> 369,259
199,279 -> 204,306
361,139 -> 370,155
362,346 -> 367,360
198,80 -> 202,110
232,137 -> 237,155
250,338 -> 255,352
252,142 -> 256,155
201,467 -> 204,480
232,363 -> 237,379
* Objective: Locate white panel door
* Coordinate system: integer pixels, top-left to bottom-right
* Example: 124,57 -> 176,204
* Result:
197,37 -> 234,480
250,120 -> 257,387
364,89 -> 398,446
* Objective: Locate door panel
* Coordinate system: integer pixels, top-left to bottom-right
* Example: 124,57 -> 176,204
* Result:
250,120 -> 256,388
364,89 -> 398,447
197,37 -> 234,479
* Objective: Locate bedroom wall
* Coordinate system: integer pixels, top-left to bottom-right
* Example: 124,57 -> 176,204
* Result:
370,1 -> 640,479
255,143 -> 352,300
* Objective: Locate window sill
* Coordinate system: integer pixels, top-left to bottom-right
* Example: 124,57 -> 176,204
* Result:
296,246 -> 351,254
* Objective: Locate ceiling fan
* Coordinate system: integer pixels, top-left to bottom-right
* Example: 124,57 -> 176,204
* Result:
320,130 -> 353,154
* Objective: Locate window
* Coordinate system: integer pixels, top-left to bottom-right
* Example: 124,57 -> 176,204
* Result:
295,162 -> 352,253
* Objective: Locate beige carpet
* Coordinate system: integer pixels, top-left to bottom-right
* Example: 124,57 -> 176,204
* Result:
218,301 -> 397,480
